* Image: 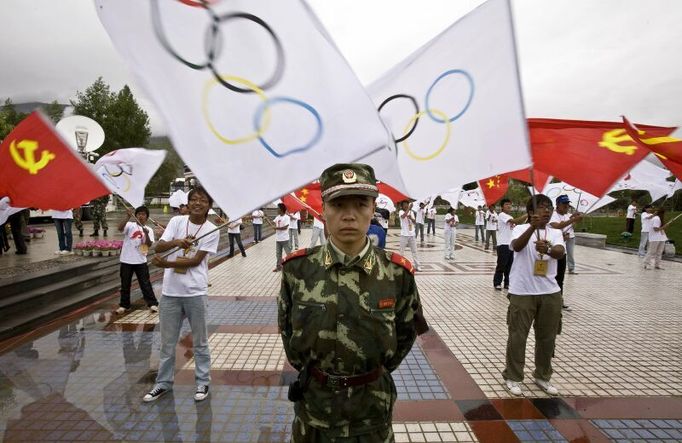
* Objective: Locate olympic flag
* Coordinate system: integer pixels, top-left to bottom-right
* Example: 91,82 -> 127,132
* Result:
94,148 -> 167,208
368,0 -> 530,199
96,0 -> 391,218
538,182 -> 615,214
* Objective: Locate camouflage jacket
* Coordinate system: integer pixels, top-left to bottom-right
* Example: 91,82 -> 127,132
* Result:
278,241 -> 423,436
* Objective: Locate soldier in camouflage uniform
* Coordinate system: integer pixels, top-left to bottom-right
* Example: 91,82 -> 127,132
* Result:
278,163 -> 428,442
73,207 -> 84,237
90,195 -> 110,237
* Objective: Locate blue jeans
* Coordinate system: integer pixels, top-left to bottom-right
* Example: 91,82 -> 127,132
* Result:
54,218 -> 73,251
156,295 -> 210,389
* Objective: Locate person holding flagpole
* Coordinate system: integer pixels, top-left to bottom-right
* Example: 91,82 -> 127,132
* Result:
144,186 -> 219,403
443,207 -> 459,260
115,206 -> 158,314
503,194 -> 565,397
643,207 -> 670,270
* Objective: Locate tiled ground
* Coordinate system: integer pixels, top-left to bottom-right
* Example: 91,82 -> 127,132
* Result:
0,227 -> 680,442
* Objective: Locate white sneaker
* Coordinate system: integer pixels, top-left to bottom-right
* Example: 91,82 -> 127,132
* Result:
150,305 -> 159,313
535,378 -> 559,395
194,385 -> 209,401
143,386 -> 169,402
115,307 -> 128,315
505,379 -> 522,396
60,250 -> 72,255
54,250 -> 62,255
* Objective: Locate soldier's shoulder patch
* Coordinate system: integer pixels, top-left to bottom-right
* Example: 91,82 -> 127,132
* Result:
282,248 -> 310,265
389,252 -> 415,275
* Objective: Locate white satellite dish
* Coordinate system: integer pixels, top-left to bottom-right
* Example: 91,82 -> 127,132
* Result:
56,115 -> 105,153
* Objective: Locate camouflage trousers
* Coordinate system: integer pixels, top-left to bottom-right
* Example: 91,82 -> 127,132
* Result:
72,208 -> 83,231
291,416 -> 394,443
92,205 -> 108,231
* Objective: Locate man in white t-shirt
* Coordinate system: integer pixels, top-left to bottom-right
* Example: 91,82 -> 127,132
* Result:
251,208 -> 264,243
638,205 -> 655,257
426,206 -> 437,236
399,201 -> 420,271
288,210 -> 300,250
115,206 -> 159,314
273,203 -> 292,272
227,217 -> 246,257
549,195 -> 583,310
625,200 -> 637,234
485,204 -> 499,251
475,206 -> 485,242
443,207 -> 459,260
416,203 -> 426,243
502,194 -> 566,397
493,199 -> 527,290
309,216 -> 326,247
144,187 -> 220,403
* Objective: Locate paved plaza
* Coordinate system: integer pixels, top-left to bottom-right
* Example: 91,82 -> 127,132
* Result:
0,228 -> 680,442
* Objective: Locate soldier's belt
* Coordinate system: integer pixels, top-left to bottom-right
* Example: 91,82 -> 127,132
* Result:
311,366 -> 384,390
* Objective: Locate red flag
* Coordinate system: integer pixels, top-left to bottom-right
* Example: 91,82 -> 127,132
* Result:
478,174 -> 509,205
377,182 -> 409,203
623,116 -> 682,180
0,112 -> 110,210
529,118 -> 676,196
507,167 -> 551,192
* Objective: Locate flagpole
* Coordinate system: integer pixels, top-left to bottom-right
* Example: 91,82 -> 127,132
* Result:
113,194 -> 166,229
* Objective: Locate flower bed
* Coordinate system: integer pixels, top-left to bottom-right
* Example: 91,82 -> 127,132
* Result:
73,240 -> 123,257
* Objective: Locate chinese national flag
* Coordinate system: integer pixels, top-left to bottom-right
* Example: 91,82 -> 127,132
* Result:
377,181 -> 409,204
0,112 -> 110,210
623,117 -> 682,180
529,118 -> 677,196
478,174 -> 509,205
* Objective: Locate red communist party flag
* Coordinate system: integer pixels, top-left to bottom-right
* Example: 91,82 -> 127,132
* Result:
529,118 -> 676,196
623,116 -> 682,180
478,174 -> 509,205
0,112 -> 110,210
377,181 -> 409,204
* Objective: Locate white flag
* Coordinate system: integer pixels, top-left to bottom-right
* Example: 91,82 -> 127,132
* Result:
96,0 -> 389,218
375,194 -> 396,213
459,187 -> 486,209
538,182 -> 615,214
94,148 -> 166,208
440,188 -> 463,209
369,0 -> 530,198
168,190 -> 188,208
609,158 -> 671,202
0,197 -> 25,226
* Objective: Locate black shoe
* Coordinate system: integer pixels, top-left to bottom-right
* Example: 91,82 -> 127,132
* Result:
143,386 -> 169,402
194,385 -> 209,401
562,304 -> 571,311
504,285 -> 509,289
90,231 -> 99,237
78,229 -> 84,237
242,253 -> 247,257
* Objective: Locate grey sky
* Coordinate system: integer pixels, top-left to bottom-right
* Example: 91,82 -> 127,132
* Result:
1,0 -> 681,134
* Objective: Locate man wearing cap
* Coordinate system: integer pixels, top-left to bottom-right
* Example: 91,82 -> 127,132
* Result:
278,163 -> 428,442
549,195 -> 583,310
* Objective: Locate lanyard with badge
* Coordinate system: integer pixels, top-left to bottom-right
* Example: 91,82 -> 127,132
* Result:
533,228 -> 549,276
175,219 -> 205,274
137,226 -> 149,255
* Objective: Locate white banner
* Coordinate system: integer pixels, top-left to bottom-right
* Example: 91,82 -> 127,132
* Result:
375,194 -> 396,213
96,0 -> 390,218
538,182 -> 615,214
459,187 -> 486,209
440,188 -> 463,209
369,0 -> 530,199
609,157 -> 672,202
94,148 -> 166,208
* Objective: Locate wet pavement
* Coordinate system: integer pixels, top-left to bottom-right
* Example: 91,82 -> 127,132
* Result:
0,228 -> 680,442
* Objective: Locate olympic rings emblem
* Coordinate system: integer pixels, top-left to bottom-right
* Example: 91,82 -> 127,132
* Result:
378,69 -> 475,161
151,0 -> 323,158
100,163 -> 133,193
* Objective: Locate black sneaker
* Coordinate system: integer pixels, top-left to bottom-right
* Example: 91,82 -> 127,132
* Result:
143,386 -> 169,402
194,385 -> 209,401
562,304 -> 571,311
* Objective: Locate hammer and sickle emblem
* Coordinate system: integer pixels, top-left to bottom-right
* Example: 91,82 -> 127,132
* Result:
598,129 -> 638,156
9,139 -> 56,174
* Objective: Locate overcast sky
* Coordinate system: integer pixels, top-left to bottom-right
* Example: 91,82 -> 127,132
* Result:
1,0 -> 681,134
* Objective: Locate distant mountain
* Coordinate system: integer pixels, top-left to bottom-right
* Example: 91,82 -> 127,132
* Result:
13,102 -> 69,114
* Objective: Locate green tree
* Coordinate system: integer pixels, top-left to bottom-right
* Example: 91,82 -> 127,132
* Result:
106,85 -> 151,151
70,78 -> 151,156
42,100 -> 65,124
0,110 -> 14,141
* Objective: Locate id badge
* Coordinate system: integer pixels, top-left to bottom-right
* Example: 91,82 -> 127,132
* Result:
138,244 -> 149,255
174,256 -> 190,274
533,259 -> 549,276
